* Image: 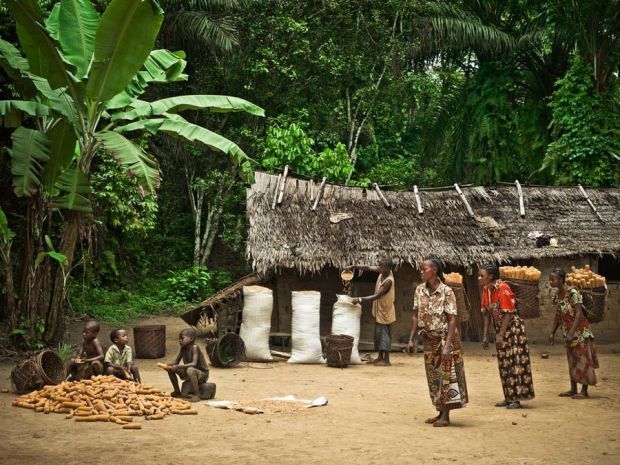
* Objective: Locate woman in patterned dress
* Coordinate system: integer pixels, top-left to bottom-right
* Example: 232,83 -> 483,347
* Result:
549,268 -> 599,399
407,257 -> 468,427
479,264 -> 535,409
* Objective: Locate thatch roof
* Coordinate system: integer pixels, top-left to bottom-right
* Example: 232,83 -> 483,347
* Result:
247,171 -> 620,274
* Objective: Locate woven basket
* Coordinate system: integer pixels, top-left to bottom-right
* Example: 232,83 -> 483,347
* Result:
134,325 -> 166,358
447,283 -> 470,323
11,359 -> 42,394
325,334 -> 354,368
34,349 -> 65,385
503,278 -> 540,319
206,332 -> 245,368
580,286 -> 607,323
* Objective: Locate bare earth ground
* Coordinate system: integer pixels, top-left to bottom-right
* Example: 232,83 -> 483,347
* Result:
1,316 -> 619,465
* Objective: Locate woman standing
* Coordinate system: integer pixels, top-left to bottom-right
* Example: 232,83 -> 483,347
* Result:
407,258 -> 468,427
549,268 -> 599,399
479,264 -> 535,409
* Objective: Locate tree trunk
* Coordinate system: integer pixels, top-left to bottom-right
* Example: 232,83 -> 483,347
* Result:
44,211 -> 81,345
3,259 -> 16,329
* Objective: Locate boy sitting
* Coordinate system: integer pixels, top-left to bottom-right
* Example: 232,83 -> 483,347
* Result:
104,329 -> 141,383
163,328 -> 209,402
66,320 -> 104,380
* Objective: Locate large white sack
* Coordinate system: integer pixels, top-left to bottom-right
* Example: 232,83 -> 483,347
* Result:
331,295 -> 362,364
239,285 -> 273,362
288,291 -> 325,364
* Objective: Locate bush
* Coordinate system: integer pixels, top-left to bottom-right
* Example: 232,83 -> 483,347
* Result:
160,266 -> 233,304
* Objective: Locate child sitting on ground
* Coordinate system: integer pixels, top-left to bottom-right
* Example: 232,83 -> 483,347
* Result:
66,320 -> 104,380
104,329 -> 141,383
163,328 -> 209,403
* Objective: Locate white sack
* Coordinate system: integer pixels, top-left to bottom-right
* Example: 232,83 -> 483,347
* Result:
288,291 -> 325,364
331,295 -> 362,364
239,285 -> 273,361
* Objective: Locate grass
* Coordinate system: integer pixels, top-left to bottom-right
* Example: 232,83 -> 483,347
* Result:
68,282 -> 189,326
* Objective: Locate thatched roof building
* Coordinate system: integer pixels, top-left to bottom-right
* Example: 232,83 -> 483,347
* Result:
247,171 -> 620,273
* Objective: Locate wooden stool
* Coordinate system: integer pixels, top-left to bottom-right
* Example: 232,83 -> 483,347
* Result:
181,381 -> 216,400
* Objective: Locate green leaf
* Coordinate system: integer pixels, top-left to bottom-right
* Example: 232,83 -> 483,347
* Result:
50,166 -> 92,212
86,0 -> 164,102
96,130 -> 160,194
0,100 -> 50,127
34,251 -> 47,269
48,251 -> 68,263
43,119 -> 77,194
113,94 -> 265,121
7,127 -> 51,197
0,206 -> 12,243
6,0 -> 76,89
44,234 -> 54,251
45,3 -> 61,40
105,49 -> 188,110
114,114 -> 250,164
0,37 -> 38,98
58,0 -> 100,78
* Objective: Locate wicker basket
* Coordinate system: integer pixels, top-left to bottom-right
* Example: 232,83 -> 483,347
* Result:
11,359 -> 42,394
133,325 -> 166,358
34,349 -> 65,385
206,332 -> 245,368
580,286 -> 607,323
503,278 -> 540,319
325,334 -> 354,368
447,283 -> 470,323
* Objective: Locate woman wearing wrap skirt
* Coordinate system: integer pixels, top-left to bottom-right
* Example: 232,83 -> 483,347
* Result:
407,258 -> 468,427
479,264 -> 535,409
549,268 -> 599,399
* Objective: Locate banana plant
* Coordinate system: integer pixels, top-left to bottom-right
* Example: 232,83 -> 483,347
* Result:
0,0 -> 264,343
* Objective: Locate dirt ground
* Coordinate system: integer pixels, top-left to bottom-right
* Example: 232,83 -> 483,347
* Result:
1,316 -> 619,465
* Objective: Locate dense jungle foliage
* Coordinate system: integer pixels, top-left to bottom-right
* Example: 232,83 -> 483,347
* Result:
0,0 -> 618,346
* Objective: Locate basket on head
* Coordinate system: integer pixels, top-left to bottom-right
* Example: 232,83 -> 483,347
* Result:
503,278 -> 540,319
580,287 -> 606,323
446,283 -> 470,323
34,349 -> 65,385
10,359 -> 42,394
133,325 -> 166,359
206,332 -> 245,368
325,334 -> 354,368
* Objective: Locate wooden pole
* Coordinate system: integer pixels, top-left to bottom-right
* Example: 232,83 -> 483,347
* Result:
309,179 -> 315,203
454,183 -> 475,217
276,165 -> 289,205
311,177 -> 327,211
413,185 -> 423,215
271,174 -> 282,210
515,180 -> 525,218
372,183 -> 392,208
578,185 -> 604,222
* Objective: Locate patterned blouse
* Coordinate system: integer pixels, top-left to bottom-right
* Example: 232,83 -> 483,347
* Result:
481,280 -> 517,327
554,288 -> 595,343
413,282 -> 457,334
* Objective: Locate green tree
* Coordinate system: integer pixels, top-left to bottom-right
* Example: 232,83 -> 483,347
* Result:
0,0 -> 263,343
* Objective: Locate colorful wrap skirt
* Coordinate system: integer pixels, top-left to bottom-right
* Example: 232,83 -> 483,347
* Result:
495,316 -> 535,402
423,331 -> 468,411
566,338 -> 598,386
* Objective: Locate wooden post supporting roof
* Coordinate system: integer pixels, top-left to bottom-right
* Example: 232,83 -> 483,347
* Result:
515,180 -> 525,217
372,183 -> 392,208
454,183 -> 475,217
578,185 -> 604,222
276,165 -> 289,205
311,177 -> 327,211
413,185 -> 423,215
271,174 -> 282,210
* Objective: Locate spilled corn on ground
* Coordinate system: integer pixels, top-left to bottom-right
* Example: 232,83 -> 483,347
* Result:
12,375 -> 198,429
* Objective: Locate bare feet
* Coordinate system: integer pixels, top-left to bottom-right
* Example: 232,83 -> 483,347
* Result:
571,393 -> 589,399
433,420 -> 450,427
495,400 -> 508,407
171,390 -> 183,398
558,390 -> 577,397
425,415 -> 440,424
373,360 -> 391,366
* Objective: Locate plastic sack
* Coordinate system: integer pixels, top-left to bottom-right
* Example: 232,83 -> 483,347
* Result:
239,285 -> 273,361
288,291 -> 325,364
331,295 -> 362,364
